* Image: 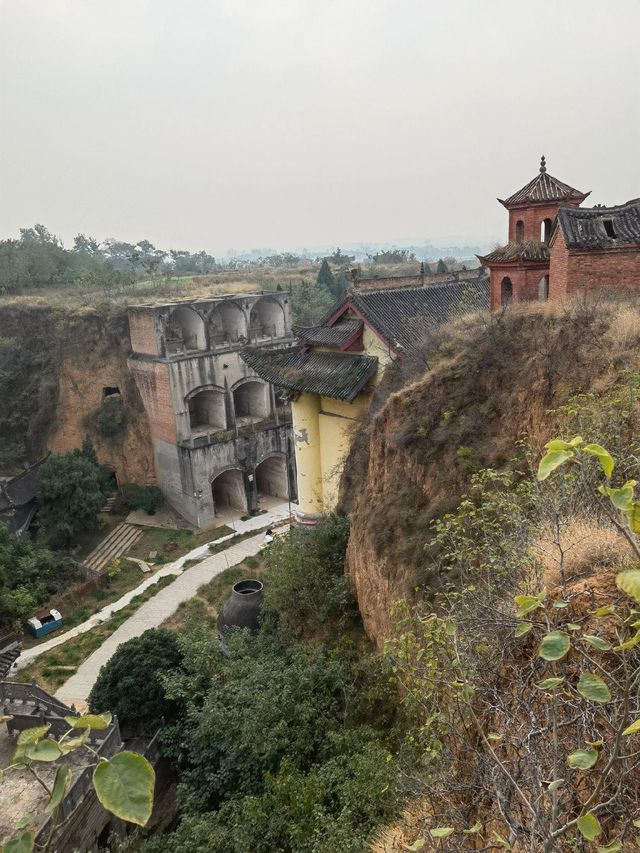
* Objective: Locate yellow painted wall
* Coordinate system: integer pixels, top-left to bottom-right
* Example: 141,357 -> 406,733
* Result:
291,321 -> 396,519
291,392 -> 324,519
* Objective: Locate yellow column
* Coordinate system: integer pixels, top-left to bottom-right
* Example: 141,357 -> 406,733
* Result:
291,392 -> 324,522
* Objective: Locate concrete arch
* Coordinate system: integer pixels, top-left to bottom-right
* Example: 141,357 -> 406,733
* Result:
232,378 -> 271,422
208,301 -> 247,346
187,385 -> 227,432
211,467 -> 248,515
255,453 -> 289,500
249,297 -> 285,341
165,305 -> 206,353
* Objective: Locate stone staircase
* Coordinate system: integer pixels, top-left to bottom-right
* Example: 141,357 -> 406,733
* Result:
84,523 -> 143,572
100,493 -> 118,514
0,633 -> 21,680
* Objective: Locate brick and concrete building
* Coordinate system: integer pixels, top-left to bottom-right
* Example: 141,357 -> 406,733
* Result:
242,276 -> 489,523
128,292 -> 296,528
478,156 -> 640,307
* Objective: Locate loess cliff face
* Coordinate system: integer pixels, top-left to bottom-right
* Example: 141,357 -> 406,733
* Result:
341,300 -> 640,646
0,301 -> 154,484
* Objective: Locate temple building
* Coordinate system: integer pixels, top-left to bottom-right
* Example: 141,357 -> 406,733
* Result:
241,274 -> 489,523
128,292 -> 297,528
479,156 -> 640,308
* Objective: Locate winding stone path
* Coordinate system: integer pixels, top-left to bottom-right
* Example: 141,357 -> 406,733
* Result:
55,531 -> 268,708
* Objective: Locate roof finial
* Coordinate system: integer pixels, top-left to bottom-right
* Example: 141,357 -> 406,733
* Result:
540,154 -> 547,174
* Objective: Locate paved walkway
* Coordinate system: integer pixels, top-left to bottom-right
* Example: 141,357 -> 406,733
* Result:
14,501 -> 296,674
55,532 -> 271,708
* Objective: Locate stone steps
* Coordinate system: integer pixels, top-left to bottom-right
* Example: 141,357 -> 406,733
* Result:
84,523 -> 143,572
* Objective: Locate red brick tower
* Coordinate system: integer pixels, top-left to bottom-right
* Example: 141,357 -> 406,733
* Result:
478,156 -> 589,309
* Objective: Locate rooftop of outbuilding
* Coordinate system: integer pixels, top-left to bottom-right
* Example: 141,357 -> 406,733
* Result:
500,156 -> 589,208
556,198 -> 640,250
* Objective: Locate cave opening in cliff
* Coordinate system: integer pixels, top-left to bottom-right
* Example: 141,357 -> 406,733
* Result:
103,386 -> 121,398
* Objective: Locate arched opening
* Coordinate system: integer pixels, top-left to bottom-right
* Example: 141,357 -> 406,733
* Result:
208,302 -> 246,347
165,306 -> 206,353
249,298 -> 285,341
188,388 -> 226,433
541,218 -> 553,243
255,455 -> 289,504
500,277 -> 513,306
212,469 -> 247,516
515,220 -> 524,242
233,380 -> 270,424
538,275 -> 549,301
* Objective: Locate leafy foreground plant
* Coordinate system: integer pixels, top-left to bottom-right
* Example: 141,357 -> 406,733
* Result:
1,712 -> 155,852
387,438 -> 640,851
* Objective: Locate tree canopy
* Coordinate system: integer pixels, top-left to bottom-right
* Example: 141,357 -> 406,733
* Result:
37,449 -> 106,546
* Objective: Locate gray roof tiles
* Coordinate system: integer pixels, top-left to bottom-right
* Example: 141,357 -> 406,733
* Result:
293,319 -> 363,347
240,347 -> 379,403
557,199 -> 640,250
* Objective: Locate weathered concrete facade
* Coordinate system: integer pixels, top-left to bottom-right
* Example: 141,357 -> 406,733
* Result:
128,293 -> 296,527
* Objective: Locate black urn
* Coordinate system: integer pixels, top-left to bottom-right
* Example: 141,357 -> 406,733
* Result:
217,579 -> 264,634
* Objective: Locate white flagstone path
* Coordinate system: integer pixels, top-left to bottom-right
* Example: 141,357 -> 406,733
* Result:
12,502 -> 295,708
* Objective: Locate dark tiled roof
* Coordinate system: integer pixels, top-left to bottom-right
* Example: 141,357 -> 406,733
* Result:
348,277 -> 490,354
0,459 -> 45,512
479,241 -> 550,263
557,199 -> 640,250
501,158 -> 588,207
293,319 -> 363,346
240,347 -> 378,402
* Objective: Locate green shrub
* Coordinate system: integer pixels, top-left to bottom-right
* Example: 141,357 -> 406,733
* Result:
86,396 -> 129,438
121,484 -> 164,515
88,628 -> 183,733
262,514 -> 355,634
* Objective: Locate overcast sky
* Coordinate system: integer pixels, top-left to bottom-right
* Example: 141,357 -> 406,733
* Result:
1,0 -> 639,254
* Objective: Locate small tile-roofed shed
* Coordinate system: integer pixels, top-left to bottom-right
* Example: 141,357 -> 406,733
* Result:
0,458 -> 46,536
240,348 -> 378,403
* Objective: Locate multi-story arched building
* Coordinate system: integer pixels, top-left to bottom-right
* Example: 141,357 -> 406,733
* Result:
128,292 -> 296,527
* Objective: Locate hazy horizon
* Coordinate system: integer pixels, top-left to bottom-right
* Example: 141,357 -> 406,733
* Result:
1,0 -> 639,255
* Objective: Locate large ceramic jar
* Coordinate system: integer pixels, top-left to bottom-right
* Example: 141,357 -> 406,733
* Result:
217,579 -> 264,634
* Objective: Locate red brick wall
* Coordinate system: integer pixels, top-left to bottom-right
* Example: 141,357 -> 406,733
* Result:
550,239 -> 640,300
508,200 -> 581,244
490,266 -> 550,309
128,360 -> 177,444
129,309 -> 160,356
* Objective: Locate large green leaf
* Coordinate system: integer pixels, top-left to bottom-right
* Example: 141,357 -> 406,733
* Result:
1,832 -> 34,853
24,739 -> 61,762
537,449 -> 575,481
92,751 -> 155,826
539,631 -> 571,661
430,827 -> 454,838
598,481 -> 636,513
59,728 -> 90,755
622,718 -> 640,737
567,747 -> 598,769
16,726 -> 50,746
65,712 -> 112,730
514,593 -> 545,616
536,677 -> 565,690
577,673 -> 611,703
577,812 -> 602,841
597,841 -> 622,852
616,570 -> 640,603
583,635 -> 611,651
45,765 -> 72,813
583,444 -> 615,478
514,622 -> 533,637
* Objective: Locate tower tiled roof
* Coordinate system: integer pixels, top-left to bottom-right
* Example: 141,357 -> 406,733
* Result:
240,347 -> 378,402
347,276 -> 489,354
478,241 -> 550,264
500,156 -> 589,208
556,199 -> 640,249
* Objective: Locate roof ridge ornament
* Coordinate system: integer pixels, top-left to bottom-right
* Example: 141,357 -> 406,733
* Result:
540,155 -> 547,174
